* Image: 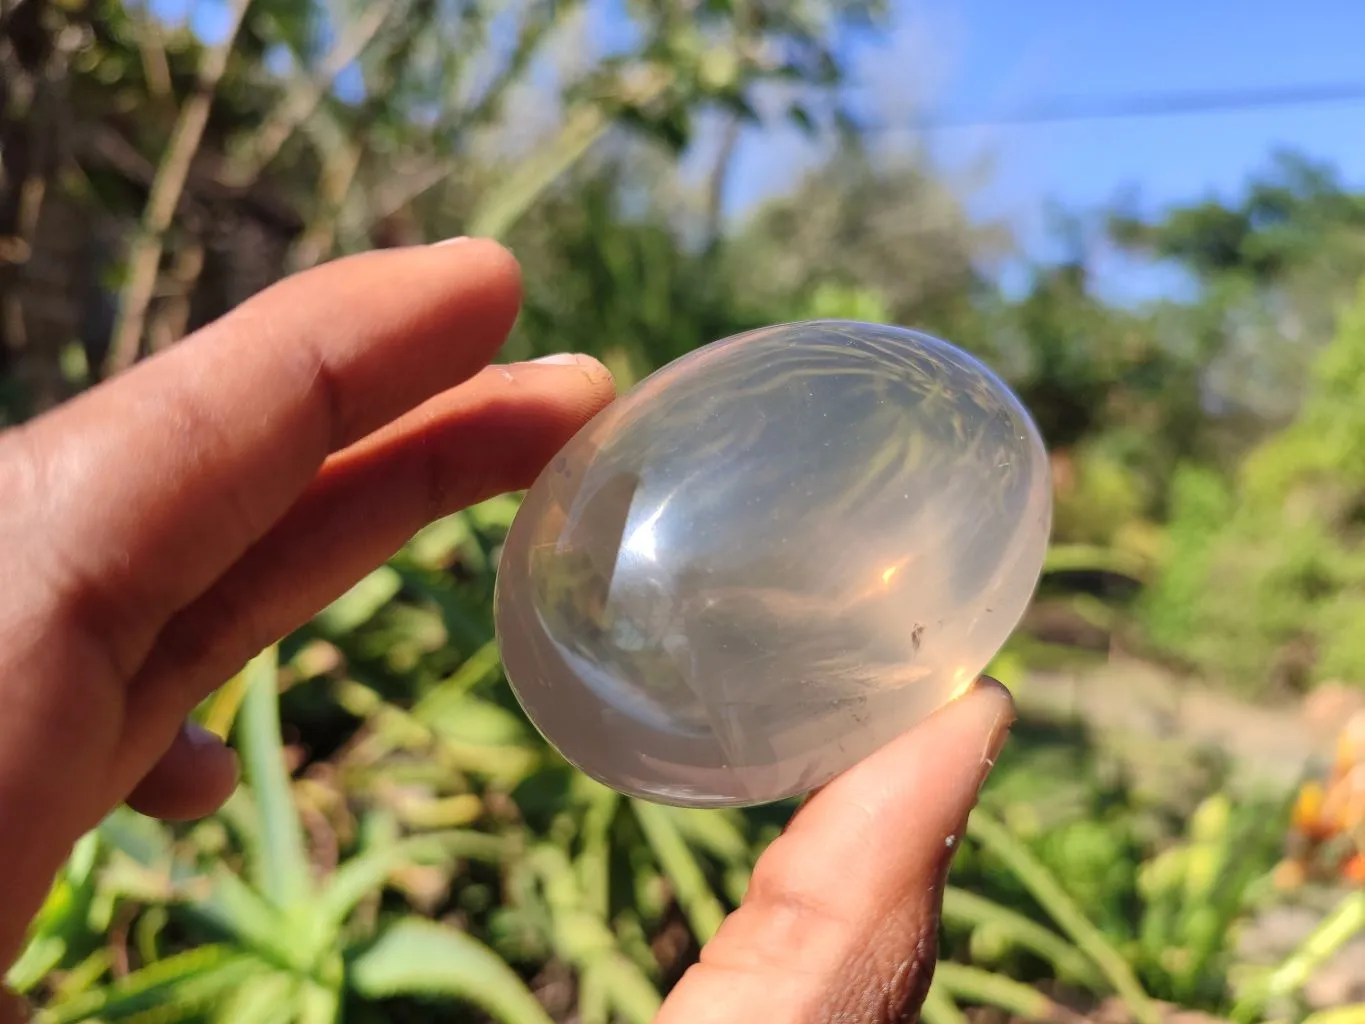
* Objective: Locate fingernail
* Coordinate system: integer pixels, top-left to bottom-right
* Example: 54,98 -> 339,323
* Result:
528,353 -> 614,385
976,706 -> 1014,796
184,720 -> 225,748
184,720 -> 242,785
432,235 -> 470,247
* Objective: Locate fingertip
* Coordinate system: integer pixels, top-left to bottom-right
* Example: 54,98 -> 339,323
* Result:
966,673 -> 1016,715
529,351 -> 610,375
950,674 -> 1017,756
518,353 -> 616,399
125,721 -> 240,822
904,673 -> 1016,806
427,236 -> 523,311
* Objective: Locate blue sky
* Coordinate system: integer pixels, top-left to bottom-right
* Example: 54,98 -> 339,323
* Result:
717,0 -> 1365,302
162,0 -> 1365,301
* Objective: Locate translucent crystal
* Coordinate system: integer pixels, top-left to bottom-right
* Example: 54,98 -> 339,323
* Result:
495,320 -> 1052,807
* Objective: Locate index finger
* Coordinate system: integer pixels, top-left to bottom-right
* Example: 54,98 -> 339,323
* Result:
656,678 -> 1015,1024
8,239 -> 521,676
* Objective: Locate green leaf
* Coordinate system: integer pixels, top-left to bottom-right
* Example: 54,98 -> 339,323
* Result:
49,948 -> 111,1002
523,845 -> 662,1023
666,807 -> 751,867
38,945 -> 264,1024
414,687 -> 524,742
439,639 -> 506,695
1233,891 -> 1365,1023
348,918 -> 554,1024
577,784 -> 620,919
467,104 -> 611,240
236,646 -> 314,911
209,971 -> 299,1024
967,810 -> 1158,1024
577,963 -> 611,1024
932,962 -> 1068,1022
297,977 -> 343,1024
406,513 -> 474,569
188,867 -> 299,969
98,806 -> 176,868
465,494 -> 522,531
631,800 -> 726,943
9,832 -> 113,992
941,887 -> 1102,990
66,830 -> 100,886
7,935 -> 67,996
314,566 -> 403,635
316,844 -> 430,938
316,830 -> 503,937
920,980 -> 969,1024
578,953 -> 661,1024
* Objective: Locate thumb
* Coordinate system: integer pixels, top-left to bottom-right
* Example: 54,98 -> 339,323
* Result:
655,678 -> 1014,1024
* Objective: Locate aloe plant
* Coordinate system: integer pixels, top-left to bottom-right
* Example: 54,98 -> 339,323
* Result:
34,646 -> 552,1024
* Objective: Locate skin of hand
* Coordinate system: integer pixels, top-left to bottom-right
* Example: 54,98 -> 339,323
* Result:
0,238 -> 1015,1023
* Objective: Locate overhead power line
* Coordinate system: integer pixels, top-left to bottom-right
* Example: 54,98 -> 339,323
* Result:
888,82 -> 1365,131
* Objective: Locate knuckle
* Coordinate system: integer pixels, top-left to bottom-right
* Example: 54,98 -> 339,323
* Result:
149,580 -> 269,704
725,825 -> 948,1023
743,828 -> 855,928
303,341 -> 350,451
420,434 -> 455,525
417,420 -> 494,524
819,902 -> 940,1023
703,848 -> 855,976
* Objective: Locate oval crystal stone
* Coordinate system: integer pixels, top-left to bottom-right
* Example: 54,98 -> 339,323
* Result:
494,320 -> 1052,807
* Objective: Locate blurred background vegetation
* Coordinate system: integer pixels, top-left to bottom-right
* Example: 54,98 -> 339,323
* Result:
6,0 -> 1365,1021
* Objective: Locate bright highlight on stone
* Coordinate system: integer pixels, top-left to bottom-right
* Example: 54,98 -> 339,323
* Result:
495,320 -> 1052,808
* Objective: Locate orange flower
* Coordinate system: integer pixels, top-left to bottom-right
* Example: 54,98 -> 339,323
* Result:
1340,852 -> 1365,885
1292,780 -> 1332,841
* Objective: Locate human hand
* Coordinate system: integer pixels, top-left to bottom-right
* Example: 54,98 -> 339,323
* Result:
0,239 -> 1013,1022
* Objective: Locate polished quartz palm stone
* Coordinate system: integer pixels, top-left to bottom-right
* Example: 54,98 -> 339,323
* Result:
494,320 -> 1052,808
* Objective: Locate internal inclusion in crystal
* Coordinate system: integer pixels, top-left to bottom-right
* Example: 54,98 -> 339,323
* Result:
495,320 -> 1053,807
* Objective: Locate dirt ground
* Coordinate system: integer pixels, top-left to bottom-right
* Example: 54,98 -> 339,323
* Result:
1016,657 -> 1345,791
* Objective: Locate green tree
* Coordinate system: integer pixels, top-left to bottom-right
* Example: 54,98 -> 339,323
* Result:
1141,278 -> 1365,693
724,145 -> 1005,334
0,0 -> 889,415
1111,150 -> 1365,430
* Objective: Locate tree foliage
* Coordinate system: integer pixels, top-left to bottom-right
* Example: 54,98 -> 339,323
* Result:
1142,281 -> 1365,692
